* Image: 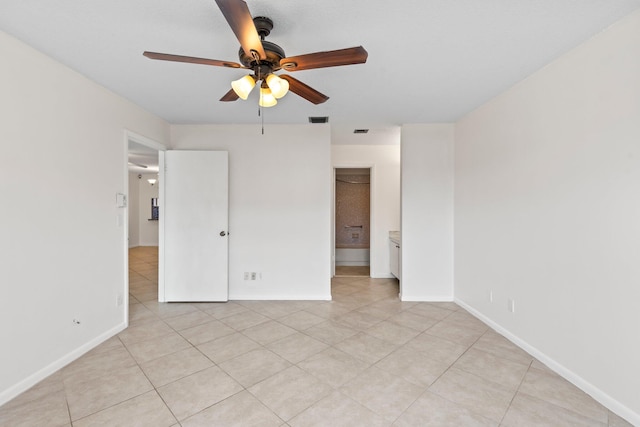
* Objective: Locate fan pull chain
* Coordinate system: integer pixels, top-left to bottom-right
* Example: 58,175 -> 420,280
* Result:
258,87 -> 264,134
257,68 -> 264,135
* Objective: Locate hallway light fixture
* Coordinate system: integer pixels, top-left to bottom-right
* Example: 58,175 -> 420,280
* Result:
147,178 -> 157,186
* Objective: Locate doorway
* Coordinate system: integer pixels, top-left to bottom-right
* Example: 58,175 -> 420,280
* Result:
334,168 -> 371,277
125,131 -> 165,315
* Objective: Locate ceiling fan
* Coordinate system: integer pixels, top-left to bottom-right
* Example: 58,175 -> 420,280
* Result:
143,0 -> 368,107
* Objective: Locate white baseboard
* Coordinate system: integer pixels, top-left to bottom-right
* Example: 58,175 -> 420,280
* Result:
370,273 -> 395,279
335,261 -> 370,266
455,298 -> 640,426
0,322 -> 127,407
401,294 -> 454,302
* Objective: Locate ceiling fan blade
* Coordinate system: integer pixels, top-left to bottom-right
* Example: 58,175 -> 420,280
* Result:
128,162 -> 148,169
215,0 -> 266,60
143,51 -> 245,68
220,88 -> 240,102
280,75 -> 329,105
280,46 -> 368,72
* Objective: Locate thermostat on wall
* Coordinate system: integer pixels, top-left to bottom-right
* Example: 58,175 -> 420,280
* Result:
116,193 -> 127,208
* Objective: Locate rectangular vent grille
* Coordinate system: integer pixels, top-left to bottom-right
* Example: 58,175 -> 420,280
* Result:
309,116 -> 329,124
353,129 -> 369,134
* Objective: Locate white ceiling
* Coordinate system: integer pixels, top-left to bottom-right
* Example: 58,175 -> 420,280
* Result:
2,0 -> 639,134
128,141 -> 159,173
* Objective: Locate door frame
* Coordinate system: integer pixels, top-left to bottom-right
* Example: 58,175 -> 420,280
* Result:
332,164 -> 375,278
123,130 -> 167,318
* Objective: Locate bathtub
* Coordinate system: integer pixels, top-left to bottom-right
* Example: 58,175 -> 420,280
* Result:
335,247 -> 370,266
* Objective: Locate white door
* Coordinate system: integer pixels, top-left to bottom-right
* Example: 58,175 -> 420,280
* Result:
164,150 -> 229,301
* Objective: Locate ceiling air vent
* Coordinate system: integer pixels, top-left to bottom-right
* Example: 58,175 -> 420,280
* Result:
308,116 -> 329,124
353,129 -> 369,134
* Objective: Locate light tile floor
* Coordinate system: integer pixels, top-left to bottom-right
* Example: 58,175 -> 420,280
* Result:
0,246 -> 634,426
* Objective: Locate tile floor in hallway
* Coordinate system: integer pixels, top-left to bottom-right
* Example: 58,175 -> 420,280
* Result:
0,246 -> 633,426
334,265 -> 370,277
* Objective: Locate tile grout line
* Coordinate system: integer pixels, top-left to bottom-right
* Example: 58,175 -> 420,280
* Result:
117,334 -> 181,425
66,348 -> 169,425
496,359 -> 534,426
416,327 -> 497,423
510,364 -> 611,426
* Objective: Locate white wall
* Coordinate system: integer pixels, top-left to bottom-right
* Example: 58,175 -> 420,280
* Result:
400,124 -> 455,301
128,172 -> 140,247
170,124 -> 332,300
331,145 -> 401,278
0,31 -> 169,404
454,10 -> 640,424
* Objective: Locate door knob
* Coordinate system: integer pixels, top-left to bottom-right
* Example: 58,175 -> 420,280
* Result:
220,231 -> 226,237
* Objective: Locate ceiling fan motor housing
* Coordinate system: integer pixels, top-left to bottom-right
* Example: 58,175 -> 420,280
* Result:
253,16 -> 273,38
238,17 -> 286,76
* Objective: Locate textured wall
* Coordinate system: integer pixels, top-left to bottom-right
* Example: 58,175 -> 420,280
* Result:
454,10 -> 640,422
335,175 -> 370,248
401,124 -> 455,301
170,124 -> 332,300
0,30 -> 169,404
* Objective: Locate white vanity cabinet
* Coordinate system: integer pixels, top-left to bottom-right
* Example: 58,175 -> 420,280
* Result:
389,231 -> 400,279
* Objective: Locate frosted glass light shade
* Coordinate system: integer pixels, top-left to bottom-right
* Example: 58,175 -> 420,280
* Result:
259,87 -> 277,107
231,75 -> 256,100
265,74 -> 289,99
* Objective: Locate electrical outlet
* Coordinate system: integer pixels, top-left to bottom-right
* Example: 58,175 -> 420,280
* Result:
489,290 -> 493,303
245,272 -> 261,280
116,293 -> 124,307
508,299 -> 515,313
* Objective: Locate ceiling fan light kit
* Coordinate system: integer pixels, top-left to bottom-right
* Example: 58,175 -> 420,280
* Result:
143,0 -> 368,112
231,75 -> 256,100
258,86 -> 278,107
265,74 -> 289,99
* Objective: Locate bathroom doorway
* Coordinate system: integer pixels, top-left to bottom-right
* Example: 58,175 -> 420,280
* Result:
334,168 -> 371,277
